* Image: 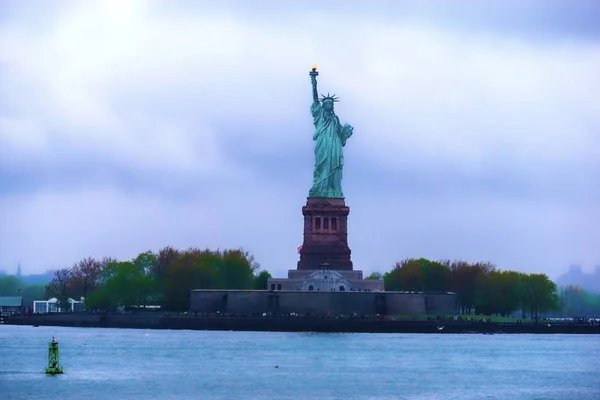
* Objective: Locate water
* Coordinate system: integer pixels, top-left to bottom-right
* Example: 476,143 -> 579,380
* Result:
0,326 -> 598,400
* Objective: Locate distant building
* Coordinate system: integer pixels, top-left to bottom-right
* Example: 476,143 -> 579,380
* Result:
0,296 -> 23,316
557,264 -> 600,293
33,298 -> 84,313
568,265 -> 583,276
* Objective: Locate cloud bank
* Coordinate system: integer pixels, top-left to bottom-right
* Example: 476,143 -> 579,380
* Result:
1,0 -> 599,278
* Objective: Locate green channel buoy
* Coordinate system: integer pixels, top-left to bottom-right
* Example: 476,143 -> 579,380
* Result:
45,337 -> 64,375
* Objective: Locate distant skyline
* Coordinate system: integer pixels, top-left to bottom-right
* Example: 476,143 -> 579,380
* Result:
1,1 -> 599,279
556,264 -> 600,292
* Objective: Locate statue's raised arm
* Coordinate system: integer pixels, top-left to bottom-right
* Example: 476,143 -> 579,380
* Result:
310,65 -> 319,104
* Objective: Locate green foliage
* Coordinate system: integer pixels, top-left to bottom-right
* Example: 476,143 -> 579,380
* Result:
221,249 -> 257,289
96,260 -> 154,308
0,275 -> 22,296
133,251 -> 157,275
365,272 -> 383,280
38,245 -> 569,320
520,273 -> 559,319
421,259 -> 452,291
439,259 -> 495,314
86,286 -> 116,311
151,246 -> 180,303
162,247 -> 260,310
475,270 -> 522,316
0,276 -> 47,309
384,259 -> 421,291
384,257 -> 564,318
383,258 -> 451,292
42,246 -> 269,313
254,270 -> 272,290
20,284 -> 46,307
559,285 -> 600,316
164,249 -> 220,311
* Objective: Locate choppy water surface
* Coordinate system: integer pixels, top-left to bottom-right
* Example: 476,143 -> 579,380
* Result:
0,325 -> 598,400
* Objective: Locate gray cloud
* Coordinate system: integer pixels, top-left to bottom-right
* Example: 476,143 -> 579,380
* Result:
157,0 -> 600,41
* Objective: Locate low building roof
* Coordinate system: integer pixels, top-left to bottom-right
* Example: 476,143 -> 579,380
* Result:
0,296 -> 23,307
35,297 -> 83,304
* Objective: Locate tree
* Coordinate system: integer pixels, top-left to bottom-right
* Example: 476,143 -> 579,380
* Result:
151,246 -> 180,304
46,268 -> 74,308
521,273 -> 559,319
86,286 -> 117,311
474,270 -> 521,316
384,258 -> 452,292
21,284 -> 46,310
420,259 -> 452,292
441,259 -> 495,314
559,285 -> 600,317
384,258 -> 423,291
71,257 -> 103,301
83,247 -> 265,311
164,249 -> 222,311
365,272 -> 383,280
254,270 -> 272,290
87,260 -> 153,310
100,257 -> 118,269
499,270 -> 523,316
0,275 -> 22,296
221,248 -> 258,289
133,251 -> 157,276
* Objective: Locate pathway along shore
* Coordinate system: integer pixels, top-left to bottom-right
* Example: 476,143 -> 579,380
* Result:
2,314 -> 600,334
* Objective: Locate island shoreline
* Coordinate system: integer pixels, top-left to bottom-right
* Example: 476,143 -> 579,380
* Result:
3,314 -> 599,334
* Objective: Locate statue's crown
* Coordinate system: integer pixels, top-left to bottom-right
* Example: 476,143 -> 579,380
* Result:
320,93 -> 339,103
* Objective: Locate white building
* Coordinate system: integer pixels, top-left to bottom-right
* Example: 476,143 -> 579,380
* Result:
33,297 -> 84,313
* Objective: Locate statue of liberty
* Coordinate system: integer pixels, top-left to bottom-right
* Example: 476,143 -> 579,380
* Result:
308,66 -> 354,198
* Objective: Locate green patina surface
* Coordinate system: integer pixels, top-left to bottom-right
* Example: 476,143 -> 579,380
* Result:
308,67 -> 354,198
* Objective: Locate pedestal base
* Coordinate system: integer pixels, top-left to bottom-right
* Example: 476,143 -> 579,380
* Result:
297,197 -> 353,271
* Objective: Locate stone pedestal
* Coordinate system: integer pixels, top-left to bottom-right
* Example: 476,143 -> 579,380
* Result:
297,197 -> 353,271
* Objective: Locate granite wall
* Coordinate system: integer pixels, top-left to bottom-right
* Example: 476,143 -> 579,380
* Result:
189,290 -> 457,315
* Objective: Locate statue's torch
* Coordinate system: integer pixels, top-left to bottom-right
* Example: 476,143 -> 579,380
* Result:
310,64 -> 319,78
310,64 -> 319,101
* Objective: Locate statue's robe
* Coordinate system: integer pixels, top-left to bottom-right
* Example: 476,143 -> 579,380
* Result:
309,101 -> 353,198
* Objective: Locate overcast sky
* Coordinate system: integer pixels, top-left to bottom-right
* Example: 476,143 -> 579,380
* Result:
1,0 -> 599,279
